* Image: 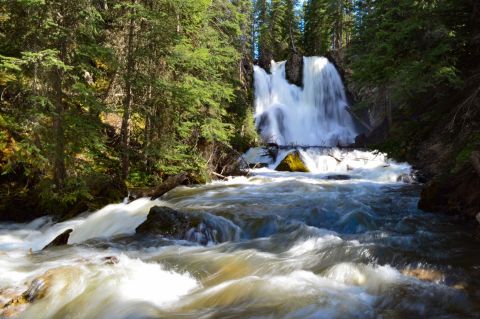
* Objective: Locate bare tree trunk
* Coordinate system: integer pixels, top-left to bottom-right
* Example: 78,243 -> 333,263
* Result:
120,0 -> 136,180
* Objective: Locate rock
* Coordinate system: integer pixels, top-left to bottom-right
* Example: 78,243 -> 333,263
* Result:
285,53 -> 303,87
401,268 -> 444,283
470,151 -> 480,177
102,256 -> 119,265
353,133 -> 367,148
396,173 -> 417,184
1,271 -> 52,317
42,229 -> 72,250
135,206 -> 237,245
418,180 -> 442,212
275,150 -> 309,173
135,206 -> 200,238
326,175 -> 351,180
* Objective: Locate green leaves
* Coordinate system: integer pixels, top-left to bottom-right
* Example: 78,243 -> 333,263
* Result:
348,0 -> 467,101
0,0 -> 254,204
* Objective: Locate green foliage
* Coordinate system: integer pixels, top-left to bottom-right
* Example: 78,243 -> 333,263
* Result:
303,0 -> 354,56
0,0 -> 255,216
254,0 -> 302,64
37,177 -> 92,214
348,0 -> 470,102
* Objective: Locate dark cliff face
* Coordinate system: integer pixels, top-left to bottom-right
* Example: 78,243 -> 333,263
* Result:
285,53 -> 303,87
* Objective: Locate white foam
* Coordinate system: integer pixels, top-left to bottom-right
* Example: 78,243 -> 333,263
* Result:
254,57 -> 357,146
115,255 -> 199,306
68,198 -> 165,244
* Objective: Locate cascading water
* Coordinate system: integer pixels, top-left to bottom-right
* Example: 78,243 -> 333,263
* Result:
254,57 -> 357,146
0,58 -> 479,319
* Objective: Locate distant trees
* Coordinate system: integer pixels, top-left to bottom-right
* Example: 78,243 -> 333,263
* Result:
303,0 -> 354,57
254,0 -> 302,68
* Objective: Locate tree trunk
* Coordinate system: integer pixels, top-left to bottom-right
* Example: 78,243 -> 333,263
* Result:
120,1 -> 136,180
52,68 -> 66,189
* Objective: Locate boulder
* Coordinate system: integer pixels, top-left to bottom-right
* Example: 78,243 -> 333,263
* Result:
1,267 -> 77,317
42,229 -> 72,250
135,206 -> 238,245
275,151 -> 309,173
135,206 -> 200,238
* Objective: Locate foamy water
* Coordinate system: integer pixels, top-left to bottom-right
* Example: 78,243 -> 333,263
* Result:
0,150 -> 478,318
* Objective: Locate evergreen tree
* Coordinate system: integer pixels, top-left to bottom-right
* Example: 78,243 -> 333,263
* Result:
303,0 -> 354,57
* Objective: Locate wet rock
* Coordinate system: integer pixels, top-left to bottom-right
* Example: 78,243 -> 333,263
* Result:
396,173 -> 417,184
102,256 -> 120,265
135,206 -> 239,245
275,150 -> 309,173
135,206 -> 200,238
185,223 -> 217,246
353,133 -> 367,148
285,53 -> 303,87
42,229 -> 72,250
326,175 -> 351,180
402,268 -> 444,283
1,273 -> 51,317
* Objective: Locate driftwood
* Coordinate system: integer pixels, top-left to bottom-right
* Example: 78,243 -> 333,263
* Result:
149,173 -> 188,199
210,171 -> 227,180
129,173 -> 188,200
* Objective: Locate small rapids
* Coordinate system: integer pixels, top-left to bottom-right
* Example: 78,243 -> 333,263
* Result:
1,149 -> 480,318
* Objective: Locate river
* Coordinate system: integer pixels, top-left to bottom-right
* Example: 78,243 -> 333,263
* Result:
1,148 -> 479,318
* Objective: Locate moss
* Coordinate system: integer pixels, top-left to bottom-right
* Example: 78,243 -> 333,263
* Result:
275,151 -> 309,172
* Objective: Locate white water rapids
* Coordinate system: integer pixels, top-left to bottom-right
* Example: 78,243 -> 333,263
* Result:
0,56 -> 479,318
1,156 -> 479,318
254,57 -> 357,146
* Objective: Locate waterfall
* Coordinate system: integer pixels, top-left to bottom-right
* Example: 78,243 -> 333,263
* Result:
254,57 -> 357,146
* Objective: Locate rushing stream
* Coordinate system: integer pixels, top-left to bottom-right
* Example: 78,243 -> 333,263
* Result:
1,150 -> 479,318
1,57 -> 479,318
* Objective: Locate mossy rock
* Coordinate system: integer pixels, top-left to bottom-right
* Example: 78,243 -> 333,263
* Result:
275,150 -> 309,173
